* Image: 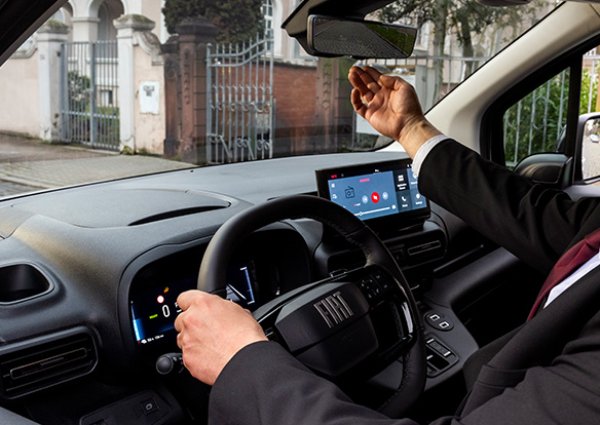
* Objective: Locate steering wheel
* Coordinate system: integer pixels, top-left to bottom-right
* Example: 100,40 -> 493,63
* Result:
198,195 -> 425,416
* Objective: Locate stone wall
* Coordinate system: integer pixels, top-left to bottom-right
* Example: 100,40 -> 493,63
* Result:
0,50 -> 40,138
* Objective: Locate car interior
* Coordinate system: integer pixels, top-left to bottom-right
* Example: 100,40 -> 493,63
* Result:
0,0 -> 600,424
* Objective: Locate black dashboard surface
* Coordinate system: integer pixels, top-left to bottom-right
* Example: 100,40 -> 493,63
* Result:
4,152 -> 405,228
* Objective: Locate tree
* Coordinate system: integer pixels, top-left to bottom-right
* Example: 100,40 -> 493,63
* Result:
162,0 -> 264,43
580,68 -> 599,115
380,0 -> 543,97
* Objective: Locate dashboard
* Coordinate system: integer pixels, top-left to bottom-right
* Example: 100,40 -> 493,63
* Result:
0,151 -> 480,424
128,157 -> 436,363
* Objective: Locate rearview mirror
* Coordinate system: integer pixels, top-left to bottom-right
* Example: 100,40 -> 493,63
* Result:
307,15 -> 417,59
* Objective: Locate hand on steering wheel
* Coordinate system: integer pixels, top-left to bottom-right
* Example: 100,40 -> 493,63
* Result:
174,290 -> 267,385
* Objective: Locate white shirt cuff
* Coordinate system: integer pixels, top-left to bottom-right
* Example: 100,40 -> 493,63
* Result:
412,134 -> 449,177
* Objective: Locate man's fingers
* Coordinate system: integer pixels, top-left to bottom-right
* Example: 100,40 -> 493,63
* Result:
348,67 -> 371,95
362,67 -> 384,94
174,313 -> 183,332
351,88 -> 367,117
350,66 -> 382,95
358,71 -> 377,93
380,74 -> 414,96
177,289 -> 211,310
363,66 -> 383,82
379,74 -> 401,89
176,327 -> 184,347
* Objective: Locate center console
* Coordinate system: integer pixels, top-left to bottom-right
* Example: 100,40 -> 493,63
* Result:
316,159 -> 464,392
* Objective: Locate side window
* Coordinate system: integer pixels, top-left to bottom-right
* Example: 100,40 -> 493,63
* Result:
502,45 -> 600,178
503,68 -> 570,168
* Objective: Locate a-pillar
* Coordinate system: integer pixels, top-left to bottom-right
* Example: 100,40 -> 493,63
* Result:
114,14 -> 156,153
37,20 -> 70,141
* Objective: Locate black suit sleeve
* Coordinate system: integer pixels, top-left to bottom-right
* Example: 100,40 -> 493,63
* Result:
419,139 -> 600,273
209,317 -> 600,425
209,341 -> 458,425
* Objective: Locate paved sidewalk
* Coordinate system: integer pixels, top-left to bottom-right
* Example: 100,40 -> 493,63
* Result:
0,134 -> 193,195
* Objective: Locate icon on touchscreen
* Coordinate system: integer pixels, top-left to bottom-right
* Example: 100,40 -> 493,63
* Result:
371,192 -> 380,203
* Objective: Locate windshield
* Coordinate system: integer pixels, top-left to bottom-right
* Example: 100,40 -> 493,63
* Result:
0,0 -> 557,197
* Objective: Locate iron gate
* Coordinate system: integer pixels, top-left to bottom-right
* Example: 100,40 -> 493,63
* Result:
206,36 -> 274,163
60,41 -> 120,151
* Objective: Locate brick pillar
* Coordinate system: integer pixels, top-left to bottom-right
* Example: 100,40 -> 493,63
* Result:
335,57 -> 355,149
175,17 -> 217,164
314,58 -> 354,153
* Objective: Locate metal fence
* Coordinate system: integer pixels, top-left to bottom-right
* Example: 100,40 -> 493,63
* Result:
504,52 -> 599,167
60,41 -> 120,151
503,70 -> 569,167
206,35 -> 274,164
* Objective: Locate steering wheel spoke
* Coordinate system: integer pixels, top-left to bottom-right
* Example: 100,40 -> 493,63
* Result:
254,265 -> 417,379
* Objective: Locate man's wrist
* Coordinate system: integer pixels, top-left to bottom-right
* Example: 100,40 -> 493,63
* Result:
397,117 -> 442,159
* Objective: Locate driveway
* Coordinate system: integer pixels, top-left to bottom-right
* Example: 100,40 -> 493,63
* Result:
0,134 -> 193,197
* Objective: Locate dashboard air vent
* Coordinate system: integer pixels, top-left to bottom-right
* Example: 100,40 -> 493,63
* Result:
128,205 -> 228,226
0,329 -> 98,399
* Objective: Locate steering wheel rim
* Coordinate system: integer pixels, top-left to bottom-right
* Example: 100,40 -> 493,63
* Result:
198,195 -> 426,416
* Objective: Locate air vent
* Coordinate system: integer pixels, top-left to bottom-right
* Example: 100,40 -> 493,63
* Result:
128,205 -> 228,226
0,329 -> 98,399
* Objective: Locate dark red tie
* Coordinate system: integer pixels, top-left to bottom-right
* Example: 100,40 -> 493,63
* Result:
528,228 -> 600,320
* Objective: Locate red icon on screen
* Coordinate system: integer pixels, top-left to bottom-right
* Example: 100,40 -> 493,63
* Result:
371,192 -> 380,203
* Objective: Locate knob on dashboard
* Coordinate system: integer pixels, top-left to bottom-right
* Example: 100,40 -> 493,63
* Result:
156,353 -> 183,375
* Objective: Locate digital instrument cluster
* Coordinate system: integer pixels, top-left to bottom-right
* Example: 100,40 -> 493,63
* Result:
129,258 -> 260,352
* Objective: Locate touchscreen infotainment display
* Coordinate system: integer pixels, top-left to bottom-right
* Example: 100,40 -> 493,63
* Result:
315,159 -> 429,225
